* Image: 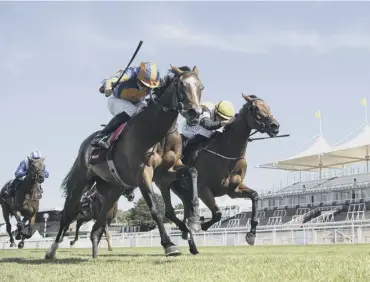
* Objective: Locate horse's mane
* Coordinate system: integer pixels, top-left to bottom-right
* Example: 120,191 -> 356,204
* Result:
152,66 -> 192,98
222,95 -> 259,132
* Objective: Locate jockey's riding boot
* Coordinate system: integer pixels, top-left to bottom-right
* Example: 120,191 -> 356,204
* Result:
182,135 -> 209,165
124,191 -> 135,202
91,111 -> 131,149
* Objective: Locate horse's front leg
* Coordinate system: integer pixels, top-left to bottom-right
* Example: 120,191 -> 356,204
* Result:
175,164 -> 201,232
14,211 -> 24,241
16,216 -> 30,249
141,164 -> 180,257
23,215 -> 35,239
90,184 -> 120,259
178,183 -> 223,232
104,226 -> 113,251
70,219 -> 84,247
2,206 -> 16,247
60,225 -> 71,243
155,176 -> 199,255
227,183 -> 259,246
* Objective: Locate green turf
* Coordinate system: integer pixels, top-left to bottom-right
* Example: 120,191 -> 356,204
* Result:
0,244 -> 370,282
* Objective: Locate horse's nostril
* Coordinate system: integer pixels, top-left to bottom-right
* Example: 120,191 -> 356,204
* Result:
188,109 -> 197,119
270,122 -> 279,130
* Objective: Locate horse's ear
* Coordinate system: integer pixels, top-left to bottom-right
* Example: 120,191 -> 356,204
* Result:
41,157 -> 45,161
170,65 -> 184,76
192,66 -> 199,76
242,93 -> 251,102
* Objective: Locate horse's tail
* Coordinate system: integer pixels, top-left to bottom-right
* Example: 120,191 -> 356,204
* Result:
61,133 -> 96,199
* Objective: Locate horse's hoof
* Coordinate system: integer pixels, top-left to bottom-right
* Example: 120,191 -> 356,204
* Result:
201,223 -> 209,232
187,217 -> 202,232
108,248 -> 113,252
245,232 -> 256,246
165,246 -> 181,257
18,242 -> 24,249
189,248 -> 200,255
69,241 -> 75,246
10,242 -> 15,248
44,253 -> 55,260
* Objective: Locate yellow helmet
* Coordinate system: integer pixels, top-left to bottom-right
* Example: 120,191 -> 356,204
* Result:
137,62 -> 160,88
214,100 -> 235,120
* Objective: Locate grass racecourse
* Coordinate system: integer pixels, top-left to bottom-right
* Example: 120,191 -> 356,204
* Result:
1,244 -> 370,282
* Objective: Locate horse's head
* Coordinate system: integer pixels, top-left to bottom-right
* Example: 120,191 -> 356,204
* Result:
240,94 -> 280,137
27,157 -> 46,184
154,65 -> 203,125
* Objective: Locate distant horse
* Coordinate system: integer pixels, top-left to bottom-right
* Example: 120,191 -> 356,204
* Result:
0,158 -> 46,249
161,94 -> 280,252
69,184 -> 117,251
45,65 -> 203,259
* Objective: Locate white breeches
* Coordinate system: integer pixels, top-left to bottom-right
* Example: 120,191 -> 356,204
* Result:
107,96 -> 146,117
182,123 -> 213,139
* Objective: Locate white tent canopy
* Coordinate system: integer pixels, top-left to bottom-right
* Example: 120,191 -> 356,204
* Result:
256,135 -> 343,173
31,230 -> 43,239
257,124 -> 370,176
325,124 -> 370,171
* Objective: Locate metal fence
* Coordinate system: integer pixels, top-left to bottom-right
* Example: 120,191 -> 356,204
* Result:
2,221 -> 370,250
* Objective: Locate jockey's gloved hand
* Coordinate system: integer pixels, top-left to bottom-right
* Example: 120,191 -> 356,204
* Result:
104,88 -> 113,97
220,120 -> 229,127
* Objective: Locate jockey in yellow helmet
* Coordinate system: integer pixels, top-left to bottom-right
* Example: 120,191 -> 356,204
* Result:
181,100 -> 236,164
91,62 -> 160,149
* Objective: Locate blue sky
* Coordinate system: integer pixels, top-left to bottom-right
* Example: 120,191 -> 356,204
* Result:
1,1 -> 370,211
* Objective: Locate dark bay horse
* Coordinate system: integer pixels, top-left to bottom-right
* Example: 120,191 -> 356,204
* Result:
0,158 -> 46,249
69,184 -> 117,251
45,65 -> 203,259
163,94 -> 280,251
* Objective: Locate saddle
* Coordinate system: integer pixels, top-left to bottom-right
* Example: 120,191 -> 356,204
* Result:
88,122 -> 136,193
181,132 -> 221,166
89,123 -> 127,165
0,180 -> 15,201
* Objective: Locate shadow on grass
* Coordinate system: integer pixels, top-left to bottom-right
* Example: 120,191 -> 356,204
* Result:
15,250 -> 166,259
0,257 -> 89,265
97,253 -> 164,258
152,259 -> 179,265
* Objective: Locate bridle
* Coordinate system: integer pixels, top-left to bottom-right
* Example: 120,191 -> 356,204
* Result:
149,70 -> 201,114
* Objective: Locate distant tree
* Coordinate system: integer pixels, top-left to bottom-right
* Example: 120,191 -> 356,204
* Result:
128,193 -> 169,223
116,209 -> 129,223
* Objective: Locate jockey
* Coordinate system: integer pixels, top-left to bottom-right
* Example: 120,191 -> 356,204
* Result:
91,62 -> 161,149
181,100 -> 236,164
4,151 -> 49,198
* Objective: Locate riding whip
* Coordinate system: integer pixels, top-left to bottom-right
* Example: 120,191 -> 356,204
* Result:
111,40 -> 144,91
249,134 -> 290,142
